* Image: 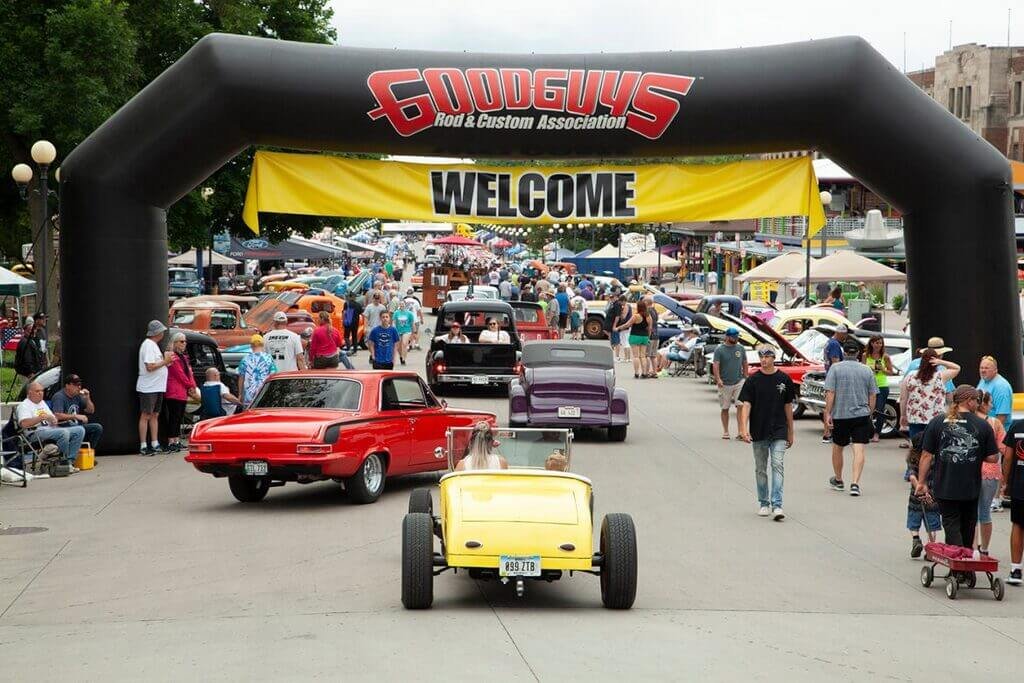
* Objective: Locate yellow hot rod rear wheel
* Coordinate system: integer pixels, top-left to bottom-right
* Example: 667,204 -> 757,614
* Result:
402,513 -> 434,609
599,513 -> 637,609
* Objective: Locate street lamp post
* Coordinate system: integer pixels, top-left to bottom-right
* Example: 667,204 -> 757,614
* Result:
808,190 -> 832,305
11,139 -> 58,329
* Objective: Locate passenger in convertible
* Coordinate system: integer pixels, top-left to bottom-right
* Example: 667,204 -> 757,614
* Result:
456,421 -> 509,471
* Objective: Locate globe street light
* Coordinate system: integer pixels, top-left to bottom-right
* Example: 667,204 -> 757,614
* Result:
11,139 -> 58,326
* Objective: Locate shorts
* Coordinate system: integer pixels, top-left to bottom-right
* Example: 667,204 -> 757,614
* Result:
570,312 -> 581,331
907,503 -> 942,533
647,337 -> 659,359
717,381 -> 743,409
628,334 -> 649,347
831,416 -> 873,446
558,313 -> 568,329
978,478 -> 1000,524
372,360 -> 394,370
139,392 -> 163,414
610,330 -> 621,345
1012,500 -> 1024,526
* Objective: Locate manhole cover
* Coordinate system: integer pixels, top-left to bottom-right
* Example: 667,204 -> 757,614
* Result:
0,526 -> 48,535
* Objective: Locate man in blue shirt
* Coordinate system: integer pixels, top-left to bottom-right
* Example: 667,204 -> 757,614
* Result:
978,355 -> 1013,425
555,284 -> 571,334
820,325 -> 848,444
368,311 -> 403,370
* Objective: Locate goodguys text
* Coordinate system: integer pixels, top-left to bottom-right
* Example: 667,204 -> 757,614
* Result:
430,170 -> 636,220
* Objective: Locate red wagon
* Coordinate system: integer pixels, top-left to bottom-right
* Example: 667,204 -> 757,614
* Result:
920,543 -> 1004,601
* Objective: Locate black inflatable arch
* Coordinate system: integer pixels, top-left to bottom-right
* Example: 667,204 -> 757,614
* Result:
61,34 -> 1017,452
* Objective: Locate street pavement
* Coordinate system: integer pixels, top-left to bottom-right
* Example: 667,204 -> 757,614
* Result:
2,327 -> 1023,681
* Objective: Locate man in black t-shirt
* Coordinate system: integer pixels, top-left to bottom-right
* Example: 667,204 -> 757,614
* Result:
738,344 -> 796,521
1001,422 -> 1024,584
918,385 -> 999,549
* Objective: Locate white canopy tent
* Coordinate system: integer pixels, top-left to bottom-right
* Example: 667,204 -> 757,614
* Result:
587,244 -> 621,258
169,249 -> 241,266
779,249 -> 906,283
734,251 -> 809,282
620,250 -> 681,269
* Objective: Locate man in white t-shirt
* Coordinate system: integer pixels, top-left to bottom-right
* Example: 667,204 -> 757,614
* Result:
204,367 -> 243,415
17,382 -> 86,468
263,311 -> 306,372
137,320 -> 173,454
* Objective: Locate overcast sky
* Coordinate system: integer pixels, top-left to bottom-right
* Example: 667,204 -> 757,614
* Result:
330,0 -> 1021,74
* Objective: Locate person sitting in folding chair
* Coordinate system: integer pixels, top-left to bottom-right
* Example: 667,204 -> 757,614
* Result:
16,382 -> 85,472
200,367 -> 242,419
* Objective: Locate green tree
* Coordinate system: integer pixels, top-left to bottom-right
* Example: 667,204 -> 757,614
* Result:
0,0 -> 344,259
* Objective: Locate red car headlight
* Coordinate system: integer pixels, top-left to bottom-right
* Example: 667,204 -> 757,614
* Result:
189,443 -> 213,453
296,444 -> 333,455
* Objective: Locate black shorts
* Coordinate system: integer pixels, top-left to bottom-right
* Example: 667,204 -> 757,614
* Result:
832,416 -> 873,447
372,360 -> 394,370
1011,500 -> 1024,526
559,313 -> 568,329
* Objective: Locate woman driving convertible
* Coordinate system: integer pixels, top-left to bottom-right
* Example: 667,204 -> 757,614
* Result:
456,421 -> 509,471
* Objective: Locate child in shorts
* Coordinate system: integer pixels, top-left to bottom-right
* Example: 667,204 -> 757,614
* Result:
1001,421 -> 1024,585
906,434 -> 941,558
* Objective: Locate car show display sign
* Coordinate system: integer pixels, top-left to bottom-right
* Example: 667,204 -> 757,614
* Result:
242,152 -> 826,234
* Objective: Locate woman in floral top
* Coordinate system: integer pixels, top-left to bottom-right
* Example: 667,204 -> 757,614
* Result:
899,348 -> 961,440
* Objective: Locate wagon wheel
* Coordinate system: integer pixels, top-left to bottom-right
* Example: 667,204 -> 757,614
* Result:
945,577 -> 958,600
920,565 -> 933,588
965,572 -> 977,589
993,577 -> 1005,601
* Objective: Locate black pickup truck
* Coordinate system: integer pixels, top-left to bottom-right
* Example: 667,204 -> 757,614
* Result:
426,300 -> 522,395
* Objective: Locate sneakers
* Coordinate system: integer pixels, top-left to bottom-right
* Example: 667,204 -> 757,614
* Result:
828,477 -> 845,491
992,497 -> 1004,512
772,508 -> 785,521
1008,569 -> 1023,585
758,506 -> 771,517
821,435 -> 832,444
849,483 -> 861,497
911,536 -> 923,559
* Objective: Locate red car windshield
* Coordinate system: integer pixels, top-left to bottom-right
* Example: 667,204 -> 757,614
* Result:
252,377 -> 362,410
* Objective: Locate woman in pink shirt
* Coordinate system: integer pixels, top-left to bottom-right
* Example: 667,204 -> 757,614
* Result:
163,332 -> 198,452
309,311 -> 354,369
976,390 -> 1006,555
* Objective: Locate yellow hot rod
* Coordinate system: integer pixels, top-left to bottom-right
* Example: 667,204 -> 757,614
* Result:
401,427 -> 637,609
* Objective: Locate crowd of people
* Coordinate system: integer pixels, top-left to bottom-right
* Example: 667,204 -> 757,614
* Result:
725,322 -> 1024,587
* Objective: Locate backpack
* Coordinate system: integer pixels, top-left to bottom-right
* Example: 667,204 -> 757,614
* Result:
343,304 -> 356,327
14,335 -> 43,377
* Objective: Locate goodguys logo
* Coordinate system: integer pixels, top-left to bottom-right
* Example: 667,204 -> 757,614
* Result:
367,68 -> 695,140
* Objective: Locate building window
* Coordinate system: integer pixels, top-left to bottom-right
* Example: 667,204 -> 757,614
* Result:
963,86 -> 971,120
1016,81 -> 1023,116
948,88 -> 956,113
955,87 -> 963,118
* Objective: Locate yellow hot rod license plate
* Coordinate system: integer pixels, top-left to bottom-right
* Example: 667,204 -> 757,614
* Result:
499,555 -> 541,577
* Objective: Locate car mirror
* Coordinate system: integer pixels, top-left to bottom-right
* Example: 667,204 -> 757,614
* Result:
433,446 -> 445,460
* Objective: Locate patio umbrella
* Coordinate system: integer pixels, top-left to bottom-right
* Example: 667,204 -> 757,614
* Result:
620,250 -> 680,269
734,251 -> 809,282
492,239 -> 513,248
780,249 -> 906,283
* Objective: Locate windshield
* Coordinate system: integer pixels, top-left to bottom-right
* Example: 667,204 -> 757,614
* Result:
442,311 -> 512,329
447,427 -> 573,471
170,270 -> 198,282
252,377 -> 362,410
512,306 -> 542,323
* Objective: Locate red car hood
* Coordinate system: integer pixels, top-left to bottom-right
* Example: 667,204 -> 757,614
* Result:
192,408 -> 352,442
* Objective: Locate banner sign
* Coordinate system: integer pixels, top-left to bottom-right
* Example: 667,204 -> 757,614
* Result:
242,152 -> 826,236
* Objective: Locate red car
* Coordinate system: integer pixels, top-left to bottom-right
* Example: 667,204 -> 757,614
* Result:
510,301 -> 560,342
186,371 -> 495,504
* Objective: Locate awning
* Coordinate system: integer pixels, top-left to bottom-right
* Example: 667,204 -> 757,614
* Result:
226,237 -> 344,261
169,249 -> 241,266
587,244 -> 621,258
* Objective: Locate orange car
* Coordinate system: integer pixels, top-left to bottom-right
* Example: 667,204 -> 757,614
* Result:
294,292 -> 366,345
169,301 -> 254,349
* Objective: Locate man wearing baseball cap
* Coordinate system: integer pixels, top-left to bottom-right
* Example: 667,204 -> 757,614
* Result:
824,338 -> 878,496
820,324 -> 849,444
713,327 -> 748,439
137,320 -> 173,454
263,310 -> 306,372
51,374 -> 103,451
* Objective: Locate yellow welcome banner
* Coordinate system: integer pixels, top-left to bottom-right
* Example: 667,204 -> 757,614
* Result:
242,151 -> 826,236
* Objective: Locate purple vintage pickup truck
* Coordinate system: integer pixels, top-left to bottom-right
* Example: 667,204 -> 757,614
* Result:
508,340 -> 629,442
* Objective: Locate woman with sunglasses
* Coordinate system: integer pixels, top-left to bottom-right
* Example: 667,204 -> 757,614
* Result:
479,317 -> 510,344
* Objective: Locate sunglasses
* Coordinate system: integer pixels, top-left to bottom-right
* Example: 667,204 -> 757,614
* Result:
488,322 -> 498,327
757,350 -> 776,357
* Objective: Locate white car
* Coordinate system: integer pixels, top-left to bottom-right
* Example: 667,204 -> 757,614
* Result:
445,285 -> 500,302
